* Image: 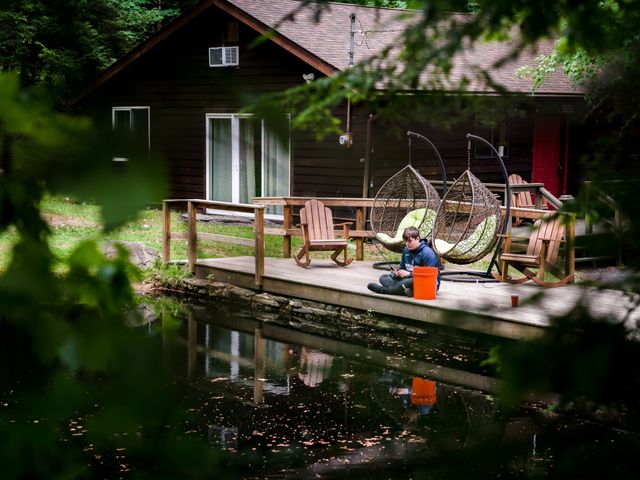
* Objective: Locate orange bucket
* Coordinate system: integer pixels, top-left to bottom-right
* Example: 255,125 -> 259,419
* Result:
413,266 -> 438,300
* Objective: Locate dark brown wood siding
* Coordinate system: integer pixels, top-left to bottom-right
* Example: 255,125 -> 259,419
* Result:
78,4 -> 586,202
366,105 -> 534,197
80,7 -> 346,200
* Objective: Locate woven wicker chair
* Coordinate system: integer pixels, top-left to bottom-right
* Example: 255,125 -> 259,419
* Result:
432,170 -> 502,264
369,132 -> 446,253
370,165 -> 440,253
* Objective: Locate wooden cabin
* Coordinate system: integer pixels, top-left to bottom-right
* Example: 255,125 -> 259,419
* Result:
70,0 -> 588,217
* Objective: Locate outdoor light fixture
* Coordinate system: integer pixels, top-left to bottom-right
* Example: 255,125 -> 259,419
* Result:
339,132 -> 353,147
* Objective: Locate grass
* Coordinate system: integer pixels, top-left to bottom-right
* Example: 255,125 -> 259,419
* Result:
0,196 -> 394,277
7,196 -> 559,283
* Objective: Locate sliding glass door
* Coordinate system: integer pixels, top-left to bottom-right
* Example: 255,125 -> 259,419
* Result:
206,114 -> 290,216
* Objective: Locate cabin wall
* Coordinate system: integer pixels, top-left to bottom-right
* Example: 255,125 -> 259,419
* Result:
81,7 -> 365,200
365,97 -> 586,199
292,104 -> 368,198
366,106 -> 534,196
78,5 -> 586,203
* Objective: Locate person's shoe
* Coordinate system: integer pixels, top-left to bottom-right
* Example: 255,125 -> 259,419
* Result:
367,283 -> 384,294
404,288 -> 413,297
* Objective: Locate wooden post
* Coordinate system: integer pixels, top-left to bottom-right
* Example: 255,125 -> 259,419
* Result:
615,207 -> 622,266
187,201 -> 197,274
254,207 -> 265,287
566,213 -> 575,283
539,241 -> 548,282
534,186 -> 542,209
356,206 -> 364,261
162,201 -> 171,262
253,327 -> 265,406
283,205 -> 292,258
187,311 -> 197,382
584,182 -> 593,234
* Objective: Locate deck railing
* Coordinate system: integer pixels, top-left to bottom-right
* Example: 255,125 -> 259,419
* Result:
582,180 -> 624,266
253,197 -> 374,260
252,196 -> 569,262
430,180 -> 562,210
162,199 -> 265,286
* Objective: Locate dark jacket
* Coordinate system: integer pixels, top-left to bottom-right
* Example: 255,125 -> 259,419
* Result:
400,240 -> 440,286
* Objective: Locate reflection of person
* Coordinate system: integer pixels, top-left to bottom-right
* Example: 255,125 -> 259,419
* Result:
391,377 -> 438,420
368,226 -> 440,297
298,347 -> 333,387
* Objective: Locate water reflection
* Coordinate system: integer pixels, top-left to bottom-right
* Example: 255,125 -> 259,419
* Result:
169,302 -> 640,478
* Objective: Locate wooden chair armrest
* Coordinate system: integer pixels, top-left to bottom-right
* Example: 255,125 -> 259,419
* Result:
539,237 -> 566,243
497,234 -> 530,241
336,221 -> 351,238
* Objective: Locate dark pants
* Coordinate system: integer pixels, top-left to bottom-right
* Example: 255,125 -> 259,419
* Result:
378,273 -> 414,296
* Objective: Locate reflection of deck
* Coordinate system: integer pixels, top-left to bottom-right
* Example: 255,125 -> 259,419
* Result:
194,257 -> 638,341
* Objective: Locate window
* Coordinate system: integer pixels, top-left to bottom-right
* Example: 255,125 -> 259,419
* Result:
206,114 -> 290,218
208,47 -> 239,67
474,116 -> 509,159
112,106 -> 150,162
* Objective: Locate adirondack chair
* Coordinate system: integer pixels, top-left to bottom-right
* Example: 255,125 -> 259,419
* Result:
493,212 -> 574,287
508,174 -> 534,226
294,199 -> 353,268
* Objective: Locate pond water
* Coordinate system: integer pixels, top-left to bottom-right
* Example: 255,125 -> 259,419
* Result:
168,300 -> 640,479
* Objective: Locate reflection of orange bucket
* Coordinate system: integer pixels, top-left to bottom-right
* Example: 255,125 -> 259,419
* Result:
411,377 -> 437,405
413,266 -> 438,300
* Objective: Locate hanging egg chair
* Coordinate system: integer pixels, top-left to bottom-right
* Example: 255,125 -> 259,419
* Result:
431,135 -> 506,265
369,132 -> 447,253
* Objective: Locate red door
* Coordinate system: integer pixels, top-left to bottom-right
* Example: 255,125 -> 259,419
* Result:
532,114 -> 565,198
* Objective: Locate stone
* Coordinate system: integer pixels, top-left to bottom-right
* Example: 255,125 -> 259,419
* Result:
227,285 -> 256,302
252,293 -> 285,309
103,241 -> 159,270
125,303 -> 158,327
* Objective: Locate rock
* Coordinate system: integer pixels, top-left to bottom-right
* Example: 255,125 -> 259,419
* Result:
104,241 -> 159,270
184,278 -> 210,289
252,293 -> 285,310
227,285 -> 256,302
125,303 -> 158,327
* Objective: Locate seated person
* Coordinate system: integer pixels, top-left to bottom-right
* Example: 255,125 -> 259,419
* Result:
367,226 -> 440,297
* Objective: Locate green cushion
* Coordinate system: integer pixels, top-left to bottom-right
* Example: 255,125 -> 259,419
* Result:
376,208 -> 436,245
434,215 -> 497,258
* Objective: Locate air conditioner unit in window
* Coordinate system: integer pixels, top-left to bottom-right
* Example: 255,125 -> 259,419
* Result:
209,46 -> 239,67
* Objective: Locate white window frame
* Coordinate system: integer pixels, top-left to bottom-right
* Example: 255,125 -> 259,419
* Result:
205,113 -> 291,220
111,106 -> 151,161
208,46 -> 239,67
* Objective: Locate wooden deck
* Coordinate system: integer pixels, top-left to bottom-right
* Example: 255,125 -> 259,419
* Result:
194,257 -> 638,341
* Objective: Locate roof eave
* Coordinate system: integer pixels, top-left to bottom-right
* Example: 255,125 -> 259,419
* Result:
68,0 -> 338,106
369,88 -> 585,98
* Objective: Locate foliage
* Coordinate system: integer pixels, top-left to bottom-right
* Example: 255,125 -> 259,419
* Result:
0,0 -> 189,99
514,0 -> 640,135
252,0 -> 640,138
0,72 -> 220,477
349,0 -> 411,7
341,1 -> 474,10
252,0 -> 640,413
1,0 -> 640,475
143,260 -> 192,288
484,302 -> 640,409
